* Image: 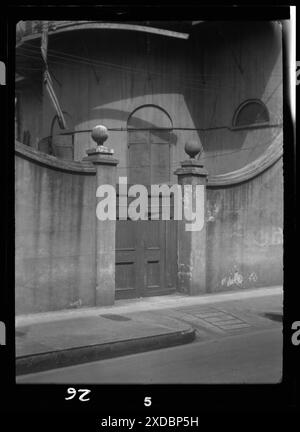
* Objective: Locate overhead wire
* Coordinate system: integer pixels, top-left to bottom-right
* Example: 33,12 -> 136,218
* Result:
21,40 -> 284,77
17,44 -> 283,95
16,49 -> 235,93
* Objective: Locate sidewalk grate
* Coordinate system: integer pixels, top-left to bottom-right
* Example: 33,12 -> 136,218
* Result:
262,312 -> 282,323
16,329 -> 28,337
178,307 -> 251,331
100,314 -> 132,322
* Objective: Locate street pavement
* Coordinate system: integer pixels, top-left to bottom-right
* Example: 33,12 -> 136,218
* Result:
16,286 -> 283,383
17,327 -> 282,384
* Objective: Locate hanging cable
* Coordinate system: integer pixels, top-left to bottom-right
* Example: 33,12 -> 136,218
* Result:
17,44 -> 283,94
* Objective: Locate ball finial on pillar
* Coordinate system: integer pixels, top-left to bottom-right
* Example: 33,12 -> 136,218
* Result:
84,124 -> 114,157
184,140 -> 203,159
91,125 -> 109,146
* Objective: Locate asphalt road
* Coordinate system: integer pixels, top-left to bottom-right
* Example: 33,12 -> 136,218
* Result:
17,327 -> 282,384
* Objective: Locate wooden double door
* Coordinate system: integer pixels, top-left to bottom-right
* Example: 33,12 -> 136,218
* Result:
115,216 -> 177,299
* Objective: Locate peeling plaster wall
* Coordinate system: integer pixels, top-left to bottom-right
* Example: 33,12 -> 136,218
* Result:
206,159 -> 283,292
15,156 -> 96,314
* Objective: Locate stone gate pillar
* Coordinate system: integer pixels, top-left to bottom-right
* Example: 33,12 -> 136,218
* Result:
174,141 -> 208,295
83,125 -> 119,306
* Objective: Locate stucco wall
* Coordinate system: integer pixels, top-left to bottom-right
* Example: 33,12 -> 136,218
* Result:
15,146 -> 283,314
15,154 -> 96,314
206,158 -> 283,292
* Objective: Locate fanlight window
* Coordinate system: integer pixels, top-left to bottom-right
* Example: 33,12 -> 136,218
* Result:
233,100 -> 269,129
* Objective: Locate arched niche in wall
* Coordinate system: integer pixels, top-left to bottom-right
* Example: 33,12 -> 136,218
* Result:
127,105 -> 173,186
232,99 -> 270,130
38,111 -> 75,161
200,97 -> 280,177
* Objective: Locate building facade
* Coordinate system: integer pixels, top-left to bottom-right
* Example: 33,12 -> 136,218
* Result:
15,20 -> 283,314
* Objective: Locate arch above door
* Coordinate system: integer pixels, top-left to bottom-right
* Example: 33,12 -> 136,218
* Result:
127,105 -> 173,186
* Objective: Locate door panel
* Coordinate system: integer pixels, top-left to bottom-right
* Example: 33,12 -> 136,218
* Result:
128,138 -> 150,186
151,142 -> 170,184
116,213 -> 177,299
142,219 -> 164,296
115,220 -> 138,299
128,126 -> 171,186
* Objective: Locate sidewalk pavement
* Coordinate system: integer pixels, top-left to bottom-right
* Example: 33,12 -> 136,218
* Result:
16,286 -> 282,375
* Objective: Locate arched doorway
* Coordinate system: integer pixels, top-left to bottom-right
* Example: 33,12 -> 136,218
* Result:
127,105 -> 172,185
115,105 -> 177,299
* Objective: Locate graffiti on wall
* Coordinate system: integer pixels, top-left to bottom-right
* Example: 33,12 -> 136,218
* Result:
207,202 -> 220,222
253,226 -> 283,247
178,263 -> 193,293
230,225 -> 283,247
221,264 -> 258,289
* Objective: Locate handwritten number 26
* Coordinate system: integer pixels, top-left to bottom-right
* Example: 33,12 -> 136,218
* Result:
65,388 -> 91,402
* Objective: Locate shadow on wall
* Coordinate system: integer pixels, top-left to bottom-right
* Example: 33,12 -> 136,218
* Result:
84,22 -> 280,174
18,21 -> 282,174
185,21 -> 282,174
91,107 -> 178,145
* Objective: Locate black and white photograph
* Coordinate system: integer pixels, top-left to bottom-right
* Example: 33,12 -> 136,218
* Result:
14,16 -> 286,385
0,3 -> 298,419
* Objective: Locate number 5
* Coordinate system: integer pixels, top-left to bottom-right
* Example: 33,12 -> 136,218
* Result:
144,396 -> 152,407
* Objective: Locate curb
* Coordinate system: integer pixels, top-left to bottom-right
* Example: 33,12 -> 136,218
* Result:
16,327 -> 196,376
